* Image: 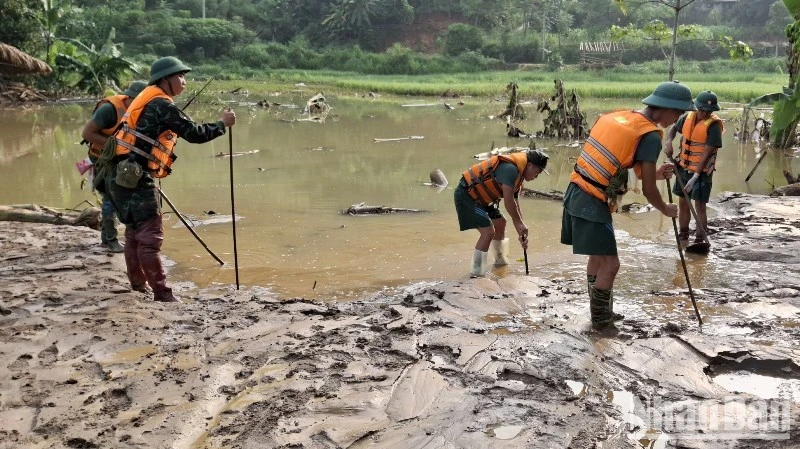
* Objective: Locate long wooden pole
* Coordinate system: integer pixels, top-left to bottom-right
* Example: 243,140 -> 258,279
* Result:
228,128 -> 240,289
666,179 -> 703,325
157,187 -> 224,266
745,150 -> 768,182
523,248 -> 529,275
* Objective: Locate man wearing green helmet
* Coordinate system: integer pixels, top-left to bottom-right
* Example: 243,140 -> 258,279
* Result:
80,80 -> 147,253
664,90 -> 724,246
105,56 -> 236,303
561,81 -> 695,332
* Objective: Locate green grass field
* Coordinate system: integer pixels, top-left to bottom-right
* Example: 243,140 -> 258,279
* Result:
196,69 -> 787,104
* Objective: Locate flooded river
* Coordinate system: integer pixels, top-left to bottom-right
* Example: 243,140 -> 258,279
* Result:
0,93 -> 784,299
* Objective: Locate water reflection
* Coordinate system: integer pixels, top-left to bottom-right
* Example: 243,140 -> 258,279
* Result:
0,96 -> 777,298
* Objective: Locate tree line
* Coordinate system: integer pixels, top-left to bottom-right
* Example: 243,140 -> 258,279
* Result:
0,0 -> 793,93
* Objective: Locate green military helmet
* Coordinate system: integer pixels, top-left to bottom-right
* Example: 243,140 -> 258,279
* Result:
694,90 -> 720,111
527,149 -> 550,174
642,80 -> 696,111
123,80 -> 147,98
148,56 -> 192,85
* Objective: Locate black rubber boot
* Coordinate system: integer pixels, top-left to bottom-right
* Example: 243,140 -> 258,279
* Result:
590,285 -> 615,330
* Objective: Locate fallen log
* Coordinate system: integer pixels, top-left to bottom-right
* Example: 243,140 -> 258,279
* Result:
342,203 -> 426,215
473,146 -> 528,160
401,103 -> 441,107
769,183 -> 800,197
520,188 -> 564,201
0,205 -> 100,229
373,136 -> 425,143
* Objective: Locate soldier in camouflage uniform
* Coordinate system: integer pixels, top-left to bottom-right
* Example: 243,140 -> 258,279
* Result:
106,57 -> 236,303
81,80 -> 147,252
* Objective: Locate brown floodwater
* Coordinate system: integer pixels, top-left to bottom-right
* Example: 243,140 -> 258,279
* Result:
0,94 -> 783,299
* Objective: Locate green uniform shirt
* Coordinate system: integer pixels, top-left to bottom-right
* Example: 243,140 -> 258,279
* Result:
564,130 -> 662,224
675,113 -> 723,148
90,102 -> 119,130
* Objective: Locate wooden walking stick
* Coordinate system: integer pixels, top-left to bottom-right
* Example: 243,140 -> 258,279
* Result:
744,150 -> 768,182
666,179 -> 703,325
228,127 -> 240,289
523,248 -> 529,275
156,186 -> 224,266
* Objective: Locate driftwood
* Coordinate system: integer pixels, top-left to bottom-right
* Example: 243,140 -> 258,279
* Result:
784,169 -> 799,184
473,146 -> 527,160
401,103 -> 442,107
520,188 -> 564,201
0,205 -> 100,229
214,150 -> 260,158
342,203 -> 426,215
373,136 -> 424,143
473,141 -> 546,160
770,173 -> 800,196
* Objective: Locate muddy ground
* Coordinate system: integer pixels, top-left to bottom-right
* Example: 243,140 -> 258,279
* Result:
1,193 -> 799,449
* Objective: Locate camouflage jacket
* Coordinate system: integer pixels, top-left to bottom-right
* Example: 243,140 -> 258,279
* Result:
129,98 -> 226,167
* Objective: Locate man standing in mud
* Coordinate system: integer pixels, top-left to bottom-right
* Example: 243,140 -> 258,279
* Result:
81,80 -> 147,253
455,149 -> 549,277
664,90 -> 723,247
561,81 -> 695,331
105,57 -> 236,303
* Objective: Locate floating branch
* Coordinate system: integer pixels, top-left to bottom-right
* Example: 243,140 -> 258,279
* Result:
373,136 -> 425,143
520,188 -> 564,201
342,202 -> 426,215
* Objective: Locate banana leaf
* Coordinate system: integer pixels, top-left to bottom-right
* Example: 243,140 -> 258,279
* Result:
748,91 -> 792,108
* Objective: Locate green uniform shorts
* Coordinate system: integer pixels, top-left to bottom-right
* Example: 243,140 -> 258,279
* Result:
454,185 -> 502,231
561,208 -> 618,256
673,167 -> 712,203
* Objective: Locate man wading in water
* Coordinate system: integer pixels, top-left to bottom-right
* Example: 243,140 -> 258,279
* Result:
104,57 -> 236,302
455,149 -> 549,277
80,80 -> 147,252
561,81 -> 695,332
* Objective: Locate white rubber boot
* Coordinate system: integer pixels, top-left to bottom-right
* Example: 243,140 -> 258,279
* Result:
470,249 -> 488,278
491,238 -> 510,266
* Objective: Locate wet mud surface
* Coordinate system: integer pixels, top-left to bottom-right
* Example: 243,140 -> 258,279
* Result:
1,193 -> 799,449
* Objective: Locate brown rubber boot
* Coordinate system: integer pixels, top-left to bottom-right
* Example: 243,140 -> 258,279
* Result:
132,284 -> 151,293
153,289 -> 181,303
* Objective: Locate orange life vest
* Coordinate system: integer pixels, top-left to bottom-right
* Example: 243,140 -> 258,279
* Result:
114,85 -> 178,178
88,95 -> 128,160
678,111 -> 724,174
462,152 -> 529,206
570,110 -> 662,203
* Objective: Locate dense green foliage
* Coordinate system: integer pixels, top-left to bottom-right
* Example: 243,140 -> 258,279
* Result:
0,0 -> 794,95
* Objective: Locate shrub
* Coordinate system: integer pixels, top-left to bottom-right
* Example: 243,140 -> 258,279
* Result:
443,23 -> 484,56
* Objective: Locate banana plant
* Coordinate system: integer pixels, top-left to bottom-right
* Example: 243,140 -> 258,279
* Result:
54,29 -> 139,94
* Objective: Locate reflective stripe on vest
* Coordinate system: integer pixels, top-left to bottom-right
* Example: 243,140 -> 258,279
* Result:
462,152 -> 529,206
88,95 -> 128,159
678,111 -> 724,174
569,110 -> 662,203
113,85 -> 178,178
